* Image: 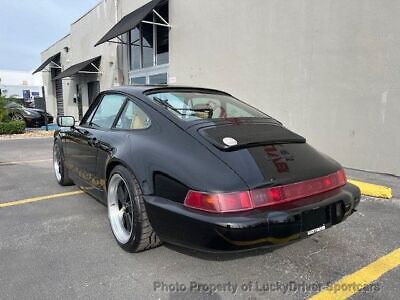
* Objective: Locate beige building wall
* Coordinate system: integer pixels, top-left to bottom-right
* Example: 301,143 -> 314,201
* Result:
169,0 -> 400,175
41,34 -> 71,118
65,0 -> 118,117
41,0 -> 153,119
42,1 -> 120,119
40,0 -> 400,175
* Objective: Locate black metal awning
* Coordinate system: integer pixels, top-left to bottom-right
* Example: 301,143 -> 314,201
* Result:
95,0 -> 169,47
53,56 -> 101,80
32,52 -> 61,74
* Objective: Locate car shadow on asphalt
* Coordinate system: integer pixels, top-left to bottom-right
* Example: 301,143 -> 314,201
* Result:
163,242 -> 293,261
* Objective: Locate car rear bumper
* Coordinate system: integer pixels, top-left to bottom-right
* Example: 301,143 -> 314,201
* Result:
144,183 -> 361,252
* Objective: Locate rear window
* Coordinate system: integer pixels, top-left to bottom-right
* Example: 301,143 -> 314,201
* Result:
147,91 -> 267,121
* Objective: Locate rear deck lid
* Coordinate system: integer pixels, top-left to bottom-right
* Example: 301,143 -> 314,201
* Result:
192,121 -> 340,190
198,122 -> 306,151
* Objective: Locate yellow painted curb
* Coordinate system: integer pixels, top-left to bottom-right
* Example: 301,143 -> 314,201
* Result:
348,179 -> 392,199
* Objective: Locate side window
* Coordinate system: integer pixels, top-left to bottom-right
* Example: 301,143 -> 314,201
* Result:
115,100 -> 151,130
90,94 -> 126,129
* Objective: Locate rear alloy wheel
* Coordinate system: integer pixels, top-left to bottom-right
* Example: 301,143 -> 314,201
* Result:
53,142 -> 74,186
107,165 -> 161,252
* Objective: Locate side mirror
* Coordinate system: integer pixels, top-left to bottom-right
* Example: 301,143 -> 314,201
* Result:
57,116 -> 75,128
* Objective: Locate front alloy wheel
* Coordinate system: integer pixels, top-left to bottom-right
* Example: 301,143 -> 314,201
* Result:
53,142 -> 73,186
53,145 -> 62,182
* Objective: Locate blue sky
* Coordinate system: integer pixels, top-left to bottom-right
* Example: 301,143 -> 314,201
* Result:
0,0 -> 100,71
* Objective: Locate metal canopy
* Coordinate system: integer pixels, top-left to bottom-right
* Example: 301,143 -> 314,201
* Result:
95,0 -> 169,47
32,53 -> 61,74
53,56 -> 101,80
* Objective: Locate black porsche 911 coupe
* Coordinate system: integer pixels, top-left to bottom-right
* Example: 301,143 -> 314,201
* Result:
54,86 -> 360,253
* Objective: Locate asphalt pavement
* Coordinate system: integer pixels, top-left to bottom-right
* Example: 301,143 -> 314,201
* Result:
0,137 -> 399,300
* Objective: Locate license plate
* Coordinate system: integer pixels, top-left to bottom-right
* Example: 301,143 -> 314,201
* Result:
302,206 -> 329,231
307,224 -> 326,236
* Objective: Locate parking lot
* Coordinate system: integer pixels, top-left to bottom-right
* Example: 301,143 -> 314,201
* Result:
0,137 -> 399,300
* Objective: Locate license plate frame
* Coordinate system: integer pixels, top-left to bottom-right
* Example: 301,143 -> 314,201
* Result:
307,224 -> 326,236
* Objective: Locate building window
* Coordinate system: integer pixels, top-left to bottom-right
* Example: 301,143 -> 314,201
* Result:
156,4 -> 169,65
149,73 -> 168,84
142,18 -> 154,68
130,28 -> 141,70
128,3 -> 169,72
131,76 -> 146,85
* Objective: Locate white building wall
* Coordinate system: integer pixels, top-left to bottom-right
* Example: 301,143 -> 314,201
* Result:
41,35 -> 71,117
67,0 -> 118,117
40,0 -> 169,120
41,0 -> 121,119
118,0 -> 151,13
169,0 -> 400,175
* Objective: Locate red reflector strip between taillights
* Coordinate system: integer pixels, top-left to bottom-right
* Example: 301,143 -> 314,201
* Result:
251,169 -> 347,207
184,169 -> 347,213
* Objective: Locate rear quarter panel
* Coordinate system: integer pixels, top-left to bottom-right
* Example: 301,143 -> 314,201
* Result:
98,100 -> 249,200
119,115 -> 249,195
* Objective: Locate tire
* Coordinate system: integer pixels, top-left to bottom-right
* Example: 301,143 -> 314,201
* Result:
107,165 -> 161,252
53,141 -> 74,186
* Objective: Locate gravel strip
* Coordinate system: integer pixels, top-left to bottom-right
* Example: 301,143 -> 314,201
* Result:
0,131 -> 54,140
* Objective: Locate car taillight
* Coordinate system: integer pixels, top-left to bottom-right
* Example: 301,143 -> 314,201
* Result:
184,169 -> 347,213
184,190 -> 252,213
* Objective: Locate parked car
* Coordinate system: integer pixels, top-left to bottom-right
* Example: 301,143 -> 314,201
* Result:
53,86 -> 361,253
6,101 -> 53,127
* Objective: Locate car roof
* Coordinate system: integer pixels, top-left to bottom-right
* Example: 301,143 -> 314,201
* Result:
110,85 -> 232,99
106,85 -> 236,129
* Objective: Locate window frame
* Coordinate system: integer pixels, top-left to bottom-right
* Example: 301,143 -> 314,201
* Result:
112,97 -> 152,131
80,92 -> 127,131
79,93 -> 104,128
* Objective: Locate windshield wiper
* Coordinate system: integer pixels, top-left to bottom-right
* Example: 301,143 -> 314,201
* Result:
153,97 -> 214,119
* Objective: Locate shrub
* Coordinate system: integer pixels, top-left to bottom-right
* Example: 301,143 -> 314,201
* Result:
0,95 -> 10,122
0,120 -> 26,135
